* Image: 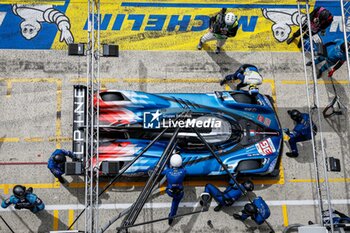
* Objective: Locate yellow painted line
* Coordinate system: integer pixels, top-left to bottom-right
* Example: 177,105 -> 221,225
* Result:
224,85 -> 230,91
54,178 -> 61,188
23,137 -> 44,142
68,210 -> 74,230
3,184 -> 9,195
289,178 -> 350,183
0,138 -> 20,142
53,210 -> 59,231
48,137 -> 72,143
282,205 -> 289,227
55,80 -> 62,149
6,81 -> 11,98
0,78 -> 61,83
281,80 -> 349,85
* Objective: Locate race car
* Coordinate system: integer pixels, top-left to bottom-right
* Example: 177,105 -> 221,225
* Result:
72,85 -> 283,177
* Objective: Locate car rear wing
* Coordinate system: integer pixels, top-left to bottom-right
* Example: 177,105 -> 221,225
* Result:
72,85 -> 87,160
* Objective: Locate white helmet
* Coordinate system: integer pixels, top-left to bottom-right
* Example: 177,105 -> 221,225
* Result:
225,13 -> 237,26
243,70 -> 263,85
170,154 -> 182,168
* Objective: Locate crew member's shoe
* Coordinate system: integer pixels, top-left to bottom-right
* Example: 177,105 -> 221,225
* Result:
214,204 -> 223,212
215,47 -> 221,54
286,36 -> 295,45
168,216 -> 174,225
58,176 -> 66,184
317,70 -> 322,79
233,214 -> 242,221
220,79 -> 227,86
197,39 -> 203,50
286,152 -> 299,158
306,61 -> 312,66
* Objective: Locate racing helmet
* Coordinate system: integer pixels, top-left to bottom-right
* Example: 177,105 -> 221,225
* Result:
53,154 -> 67,164
244,203 -> 258,216
243,180 -> 254,192
244,70 -> 263,85
288,109 -> 303,122
170,154 -> 182,168
224,13 -> 237,26
13,185 -> 26,198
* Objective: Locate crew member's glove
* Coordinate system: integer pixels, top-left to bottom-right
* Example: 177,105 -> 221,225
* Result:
248,85 -> 259,95
328,69 -> 335,77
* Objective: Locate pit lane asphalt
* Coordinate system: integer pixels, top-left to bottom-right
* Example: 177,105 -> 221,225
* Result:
0,50 -> 349,232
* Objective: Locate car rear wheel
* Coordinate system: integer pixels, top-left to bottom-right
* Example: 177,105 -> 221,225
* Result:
236,160 -> 260,172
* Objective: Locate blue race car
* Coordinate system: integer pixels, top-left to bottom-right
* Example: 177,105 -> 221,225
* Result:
74,86 -> 283,177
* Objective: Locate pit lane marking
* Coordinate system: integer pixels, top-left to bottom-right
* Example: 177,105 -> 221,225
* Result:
282,204 -> 289,227
1,199 -> 349,211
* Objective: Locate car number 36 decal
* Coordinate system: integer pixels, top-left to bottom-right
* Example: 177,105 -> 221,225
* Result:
256,138 -> 276,156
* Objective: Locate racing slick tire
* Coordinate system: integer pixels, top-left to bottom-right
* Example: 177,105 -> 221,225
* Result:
236,160 -> 260,172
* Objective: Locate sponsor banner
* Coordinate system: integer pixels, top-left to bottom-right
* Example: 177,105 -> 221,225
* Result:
0,0 -> 346,51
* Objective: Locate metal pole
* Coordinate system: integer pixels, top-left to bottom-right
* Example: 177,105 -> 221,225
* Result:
296,0 -> 324,224
303,1 -> 334,231
121,128 -> 180,228
0,216 -> 15,233
340,0 -> 350,82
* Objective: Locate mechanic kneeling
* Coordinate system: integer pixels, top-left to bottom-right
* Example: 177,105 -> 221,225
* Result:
284,109 -> 317,158
164,153 -> 186,225
48,149 -> 76,183
200,179 -> 254,212
1,185 -> 45,213
233,196 -> 270,225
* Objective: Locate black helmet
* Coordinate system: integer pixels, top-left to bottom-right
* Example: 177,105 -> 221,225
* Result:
244,203 -> 258,216
53,154 -> 66,164
13,185 -> 26,198
318,9 -> 332,23
288,109 -> 302,122
243,180 -> 254,192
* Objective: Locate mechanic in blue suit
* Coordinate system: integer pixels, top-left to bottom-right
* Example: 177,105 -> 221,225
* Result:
48,149 -> 76,184
285,109 -> 317,158
220,64 -> 263,95
1,185 -> 45,213
164,153 -> 186,225
200,179 -> 254,212
307,39 -> 349,79
233,196 -> 270,225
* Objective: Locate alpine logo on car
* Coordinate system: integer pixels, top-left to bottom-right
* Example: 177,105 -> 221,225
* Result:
143,110 -> 222,129
256,138 -> 276,156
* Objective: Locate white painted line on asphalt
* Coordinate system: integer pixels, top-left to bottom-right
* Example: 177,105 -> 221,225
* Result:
1,199 -> 350,212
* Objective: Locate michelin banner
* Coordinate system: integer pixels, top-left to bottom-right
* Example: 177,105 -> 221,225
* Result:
0,0 -> 346,51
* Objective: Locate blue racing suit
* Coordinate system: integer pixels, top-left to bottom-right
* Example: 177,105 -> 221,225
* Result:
164,167 -> 186,218
48,149 -> 74,178
241,196 -> 270,225
224,64 -> 260,90
287,113 -> 316,154
315,39 -> 347,73
1,193 -> 45,213
204,179 -> 244,207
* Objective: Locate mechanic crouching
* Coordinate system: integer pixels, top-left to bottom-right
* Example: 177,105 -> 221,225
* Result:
48,149 -> 76,183
1,185 -> 45,213
200,179 -> 254,212
164,153 -> 186,225
220,64 -> 263,95
284,109 -> 317,158
233,196 -> 270,225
